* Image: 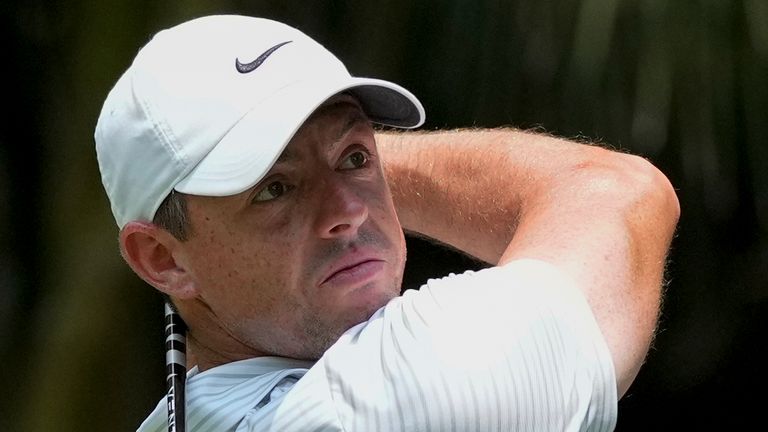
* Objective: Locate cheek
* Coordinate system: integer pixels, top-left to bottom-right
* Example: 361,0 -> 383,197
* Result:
193,235 -> 309,341
187,224 -> 298,297
371,189 -> 404,242
365,189 -> 407,278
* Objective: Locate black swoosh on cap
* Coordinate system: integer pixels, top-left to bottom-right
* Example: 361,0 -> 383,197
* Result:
235,41 -> 293,74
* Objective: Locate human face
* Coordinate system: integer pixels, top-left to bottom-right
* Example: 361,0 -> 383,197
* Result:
177,97 -> 406,360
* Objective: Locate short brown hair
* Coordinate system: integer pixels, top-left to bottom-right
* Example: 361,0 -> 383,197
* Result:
153,190 -> 190,241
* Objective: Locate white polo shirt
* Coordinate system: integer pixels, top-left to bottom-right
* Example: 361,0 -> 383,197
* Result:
138,259 -> 618,431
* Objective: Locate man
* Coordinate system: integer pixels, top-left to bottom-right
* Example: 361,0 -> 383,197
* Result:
95,14 -> 679,432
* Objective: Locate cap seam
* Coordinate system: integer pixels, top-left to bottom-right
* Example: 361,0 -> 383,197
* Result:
131,77 -> 189,222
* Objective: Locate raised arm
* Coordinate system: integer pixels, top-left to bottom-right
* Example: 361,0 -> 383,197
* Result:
377,128 -> 680,397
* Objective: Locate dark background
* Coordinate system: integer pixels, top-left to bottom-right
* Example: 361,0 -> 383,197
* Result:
2,1 -> 766,430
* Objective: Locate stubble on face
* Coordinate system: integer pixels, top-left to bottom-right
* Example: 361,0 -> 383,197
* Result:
222,228 -> 404,360
295,227 -> 405,358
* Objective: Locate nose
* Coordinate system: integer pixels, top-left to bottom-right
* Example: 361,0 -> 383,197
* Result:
314,177 -> 369,239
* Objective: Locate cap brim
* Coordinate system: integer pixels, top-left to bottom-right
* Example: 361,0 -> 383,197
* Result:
174,77 -> 424,197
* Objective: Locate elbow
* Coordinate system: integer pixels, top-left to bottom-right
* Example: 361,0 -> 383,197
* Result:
573,148 -> 680,232
617,153 -> 680,233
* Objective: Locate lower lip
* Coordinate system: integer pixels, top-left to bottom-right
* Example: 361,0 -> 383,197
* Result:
322,260 -> 385,288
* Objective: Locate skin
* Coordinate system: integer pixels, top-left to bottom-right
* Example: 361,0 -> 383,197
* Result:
121,96 -> 406,368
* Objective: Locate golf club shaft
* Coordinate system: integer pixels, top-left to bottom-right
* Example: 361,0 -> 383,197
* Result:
165,301 -> 187,432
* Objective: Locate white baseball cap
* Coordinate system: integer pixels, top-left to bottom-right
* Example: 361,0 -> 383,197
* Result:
95,15 -> 425,228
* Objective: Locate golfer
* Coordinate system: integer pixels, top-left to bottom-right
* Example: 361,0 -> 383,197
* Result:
95,14 -> 680,432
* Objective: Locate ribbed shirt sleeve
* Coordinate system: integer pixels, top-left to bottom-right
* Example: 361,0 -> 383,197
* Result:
250,259 -> 618,431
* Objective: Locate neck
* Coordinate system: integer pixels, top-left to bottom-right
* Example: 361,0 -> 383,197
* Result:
186,332 -> 252,372
176,298 -> 266,372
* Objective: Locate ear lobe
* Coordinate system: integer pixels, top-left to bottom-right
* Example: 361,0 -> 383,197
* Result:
119,221 -> 197,299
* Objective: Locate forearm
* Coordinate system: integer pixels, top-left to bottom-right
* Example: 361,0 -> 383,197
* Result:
379,128 -> 619,263
377,128 -> 680,396
379,129 -> 520,262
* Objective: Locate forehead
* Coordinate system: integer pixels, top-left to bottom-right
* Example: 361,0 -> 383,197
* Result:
275,94 -> 371,162
307,93 -> 366,123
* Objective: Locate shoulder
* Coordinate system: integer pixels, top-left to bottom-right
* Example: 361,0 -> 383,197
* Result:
278,259 -> 618,431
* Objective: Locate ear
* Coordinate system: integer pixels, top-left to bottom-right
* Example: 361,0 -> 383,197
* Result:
119,221 -> 198,299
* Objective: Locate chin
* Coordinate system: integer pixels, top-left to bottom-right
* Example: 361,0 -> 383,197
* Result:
321,286 -> 392,337
353,278 -> 399,312
300,277 -> 401,358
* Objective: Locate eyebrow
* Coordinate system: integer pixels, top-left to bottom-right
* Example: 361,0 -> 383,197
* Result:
334,108 -> 370,144
275,147 -> 298,164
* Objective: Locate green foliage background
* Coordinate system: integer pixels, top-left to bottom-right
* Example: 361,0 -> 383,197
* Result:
2,0 -> 766,430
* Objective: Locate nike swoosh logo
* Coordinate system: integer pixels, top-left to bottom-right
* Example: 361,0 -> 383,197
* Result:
235,41 -> 293,73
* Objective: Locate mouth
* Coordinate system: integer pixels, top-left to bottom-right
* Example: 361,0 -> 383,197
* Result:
320,255 -> 386,288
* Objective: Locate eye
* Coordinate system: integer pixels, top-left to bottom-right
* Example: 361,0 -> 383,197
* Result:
253,180 -> 292,202
338,150 -> 370,170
